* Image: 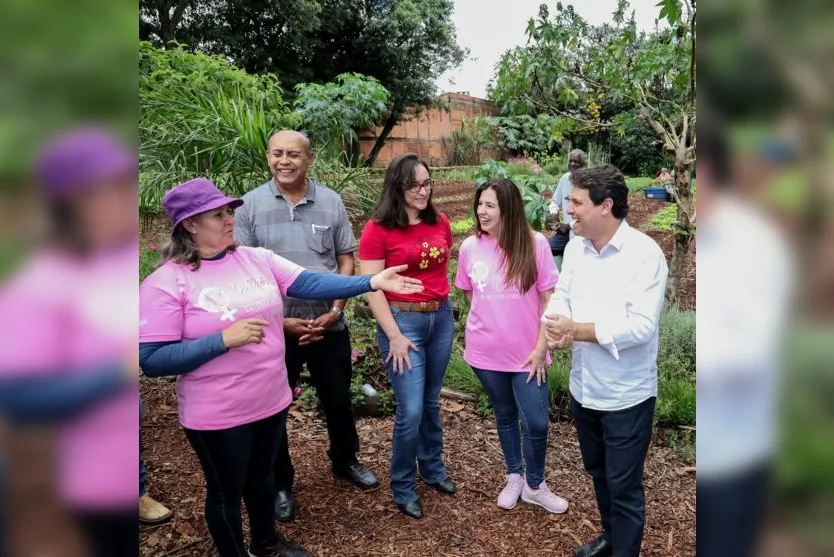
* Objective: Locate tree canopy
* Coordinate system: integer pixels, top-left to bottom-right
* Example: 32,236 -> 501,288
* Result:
140,0 -> 466,164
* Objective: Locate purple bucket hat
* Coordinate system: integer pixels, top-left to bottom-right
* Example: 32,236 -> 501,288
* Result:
162,177 -> 243,231
35,126 -> 138,199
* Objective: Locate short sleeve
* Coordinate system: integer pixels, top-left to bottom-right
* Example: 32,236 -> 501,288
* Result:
260,249 -> 304,296
333,196 -> 359,255
358,220 -> 386,261
233,200 -> 258,247
454,238 -> 473,291
139,266 -> 185,343
534,233 -> 559,292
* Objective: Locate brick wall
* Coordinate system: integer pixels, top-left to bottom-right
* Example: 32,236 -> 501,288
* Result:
358,92 -> 501,167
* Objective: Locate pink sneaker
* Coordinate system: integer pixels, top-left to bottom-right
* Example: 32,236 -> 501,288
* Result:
521,481 -> 569,514
497,473 -> 525,510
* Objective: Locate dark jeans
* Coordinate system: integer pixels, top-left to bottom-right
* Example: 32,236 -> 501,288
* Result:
76,511 -> 138,557
570,395 -> 655,557
473,368 -> 549,489
378,303 -> 454,505
274,327 -> 358,494
184,411 -> 287,557
697,463 -> 771,557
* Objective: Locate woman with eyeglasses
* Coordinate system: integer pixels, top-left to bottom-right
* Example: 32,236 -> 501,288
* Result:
358,153 -> 456,519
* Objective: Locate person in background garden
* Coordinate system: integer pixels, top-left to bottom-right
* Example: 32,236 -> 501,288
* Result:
454,178 -> 568,514
139,178 -> 422,557
542,164 -> 668,557
0,127 -> 141,557
234,130 -> 379,523
358,153 -> 456,520
548,149 -> 587,270
657,167 -> 672,183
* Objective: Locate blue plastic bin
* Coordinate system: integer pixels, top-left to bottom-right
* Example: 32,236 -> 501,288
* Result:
643,187 -> 670,201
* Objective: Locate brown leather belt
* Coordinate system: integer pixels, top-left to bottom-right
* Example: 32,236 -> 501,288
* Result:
387,298 -> 449,313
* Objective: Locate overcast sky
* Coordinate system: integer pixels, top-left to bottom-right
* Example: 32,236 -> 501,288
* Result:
436,0 -> 663,99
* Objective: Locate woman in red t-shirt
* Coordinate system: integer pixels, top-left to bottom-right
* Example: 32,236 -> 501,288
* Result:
358,153 -> 456,519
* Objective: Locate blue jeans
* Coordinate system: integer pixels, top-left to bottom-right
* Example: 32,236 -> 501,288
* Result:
473,368 -> 550,489
378,303 -> 454,505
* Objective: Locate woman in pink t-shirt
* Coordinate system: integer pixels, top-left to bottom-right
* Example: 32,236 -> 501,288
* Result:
139,178 -> 421,557
455,178 -> 570,514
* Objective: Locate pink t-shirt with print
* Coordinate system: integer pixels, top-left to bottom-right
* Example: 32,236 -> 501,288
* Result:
0,244 -> 139,510
139,246 -> 303,430
455,232 -> 559,372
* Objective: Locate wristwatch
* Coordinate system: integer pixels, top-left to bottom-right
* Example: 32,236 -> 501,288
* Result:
329,306 -> 343,317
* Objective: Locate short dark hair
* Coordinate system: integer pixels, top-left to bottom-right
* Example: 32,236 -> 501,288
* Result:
371,153 -> 439,229
571,164 -> 629,220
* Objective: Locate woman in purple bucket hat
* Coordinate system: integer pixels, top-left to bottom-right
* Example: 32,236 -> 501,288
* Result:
139,177 -> 424,557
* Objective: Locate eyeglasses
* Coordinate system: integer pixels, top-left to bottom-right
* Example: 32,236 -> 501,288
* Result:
404,180 -> 432,193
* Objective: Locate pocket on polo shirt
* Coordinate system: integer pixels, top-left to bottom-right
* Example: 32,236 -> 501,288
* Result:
306,224 -> 334,254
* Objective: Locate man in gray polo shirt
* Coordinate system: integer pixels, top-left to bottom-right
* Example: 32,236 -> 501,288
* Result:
234,130 -> 380,522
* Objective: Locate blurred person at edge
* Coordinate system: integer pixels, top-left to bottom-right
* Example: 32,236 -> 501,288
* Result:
0,127 -> 141,557
696,114 -> 795,557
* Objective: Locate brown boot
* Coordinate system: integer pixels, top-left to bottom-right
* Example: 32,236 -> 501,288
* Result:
139,494 -> 172,524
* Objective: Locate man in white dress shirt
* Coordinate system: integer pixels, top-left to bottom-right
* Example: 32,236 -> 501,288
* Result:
542,164 -> 668,557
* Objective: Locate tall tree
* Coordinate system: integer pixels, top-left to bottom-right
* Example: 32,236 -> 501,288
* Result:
139,0 -> 466,166
491,0 -> 696,306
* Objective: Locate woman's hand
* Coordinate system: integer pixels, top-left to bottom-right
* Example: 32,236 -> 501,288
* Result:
370,265 -> 424,295
222,318 -> 269,349
523,347 -> 549,386
386,334 -> 419,375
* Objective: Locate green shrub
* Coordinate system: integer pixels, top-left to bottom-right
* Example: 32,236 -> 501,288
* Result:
139,248 -> 159,283
450,217 -> 475,235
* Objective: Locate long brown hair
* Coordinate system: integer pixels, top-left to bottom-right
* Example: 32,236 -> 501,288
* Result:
474,178 -> 537,293
371,153 -> 439,229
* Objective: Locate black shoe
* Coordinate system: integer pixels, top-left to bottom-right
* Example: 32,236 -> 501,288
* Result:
571,534 -> 612,557
396,499 -> 424,519
250,534 -> 309,557
422,476 -> 456,495
273,490 -> 296,522
333,462 -> 380,490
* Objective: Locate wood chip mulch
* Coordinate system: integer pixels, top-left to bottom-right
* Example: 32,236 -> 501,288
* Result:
140,380 -> 695,556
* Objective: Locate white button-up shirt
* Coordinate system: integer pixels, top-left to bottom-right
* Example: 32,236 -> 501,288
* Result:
697,194 -> 794,478
549,172 -> 575,237
544,220 -> 668,411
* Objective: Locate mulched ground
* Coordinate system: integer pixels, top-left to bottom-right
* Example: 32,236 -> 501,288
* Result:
141,379 -> 696,556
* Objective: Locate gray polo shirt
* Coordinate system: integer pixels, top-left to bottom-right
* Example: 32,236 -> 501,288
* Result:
234,178 -> 358,330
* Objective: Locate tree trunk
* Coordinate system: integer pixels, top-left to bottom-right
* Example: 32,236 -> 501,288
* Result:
363,112 -> 399,168
665,161 -> 694,306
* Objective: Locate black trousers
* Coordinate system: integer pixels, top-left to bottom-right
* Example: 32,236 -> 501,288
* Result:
570,395 -> 655,557
274,327 -> 359,493
76,510 -> 138,557
697,463 -> 771,557
184,411 -> 286,557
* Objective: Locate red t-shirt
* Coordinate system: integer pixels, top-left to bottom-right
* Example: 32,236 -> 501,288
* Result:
359,213 -> 453,303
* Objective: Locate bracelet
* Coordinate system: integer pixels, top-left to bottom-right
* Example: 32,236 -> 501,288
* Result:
330,306 -> 343,317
